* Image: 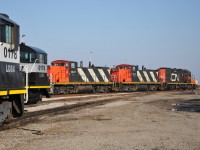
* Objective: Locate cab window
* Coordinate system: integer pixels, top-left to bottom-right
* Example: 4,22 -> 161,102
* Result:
44,55 -> 47,64
0,23 -> 12,44
6,25 -> 12,43
39,54 -> 44,63
30,53 -> 36,63
52,63 -> 59,66
132,66 -> 136,71
20,52 -> 29,62
71,63 -> 75,69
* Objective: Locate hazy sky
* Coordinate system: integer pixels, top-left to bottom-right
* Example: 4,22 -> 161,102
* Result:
1,0 -> 200,80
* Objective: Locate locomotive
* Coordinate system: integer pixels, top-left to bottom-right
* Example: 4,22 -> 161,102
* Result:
158,68 -> 195,90
110,64 -> 159,91
20,43 -> 50,104
0,13 -> 25,123
48,60 -> 113,94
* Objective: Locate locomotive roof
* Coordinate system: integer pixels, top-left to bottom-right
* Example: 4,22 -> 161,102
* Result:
117,64 -> 132,67
20,43 -> 47,54
159,67 -> 191,72
79,66 -> 110,69
51,60 -> 70,63
0,13 -> 19,26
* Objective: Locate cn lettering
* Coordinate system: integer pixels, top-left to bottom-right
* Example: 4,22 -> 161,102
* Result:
171,73 -> 179,81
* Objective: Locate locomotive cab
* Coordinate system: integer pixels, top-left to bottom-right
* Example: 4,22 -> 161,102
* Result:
183,70 -> 192,83
110,64 -> 133,82
49,60 -> 71,83
20,43 -> 47,64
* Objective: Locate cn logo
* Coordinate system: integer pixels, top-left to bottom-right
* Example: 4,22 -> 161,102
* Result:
171,73 -> 179,81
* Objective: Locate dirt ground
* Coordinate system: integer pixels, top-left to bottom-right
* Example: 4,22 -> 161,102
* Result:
0,90 -> 200,150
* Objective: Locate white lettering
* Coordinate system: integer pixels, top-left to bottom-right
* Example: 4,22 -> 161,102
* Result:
6,65 -> 15,72
38,65 -> 46,71
171,73 -> 179,81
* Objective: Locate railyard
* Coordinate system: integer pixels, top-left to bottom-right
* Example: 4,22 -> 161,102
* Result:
1,1 -> 200,150
0,90 -> 200,150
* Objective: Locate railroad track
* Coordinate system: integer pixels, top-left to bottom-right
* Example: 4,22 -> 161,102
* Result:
1,90 -> 197,131
26,92 -> 140,108
0,92 -> 144,131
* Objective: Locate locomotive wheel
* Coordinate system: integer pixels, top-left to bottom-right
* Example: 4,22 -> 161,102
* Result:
26,91 -> 41,104
131,85 -> 138,92
161,86 -> 166,91
149,86 -> 157,91
44,89 -> 51,98
92,88 -> 96,93
176,85 -> 180,90
27,99 -> 38,104
39,94 -> 43,101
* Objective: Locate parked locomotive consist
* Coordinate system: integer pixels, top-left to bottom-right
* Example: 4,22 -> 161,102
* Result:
20,43 -> 50,104
0,13 -> 25,123
111,64 -> 196,91
48,60 -> 113,94
48,60 -> 196,95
